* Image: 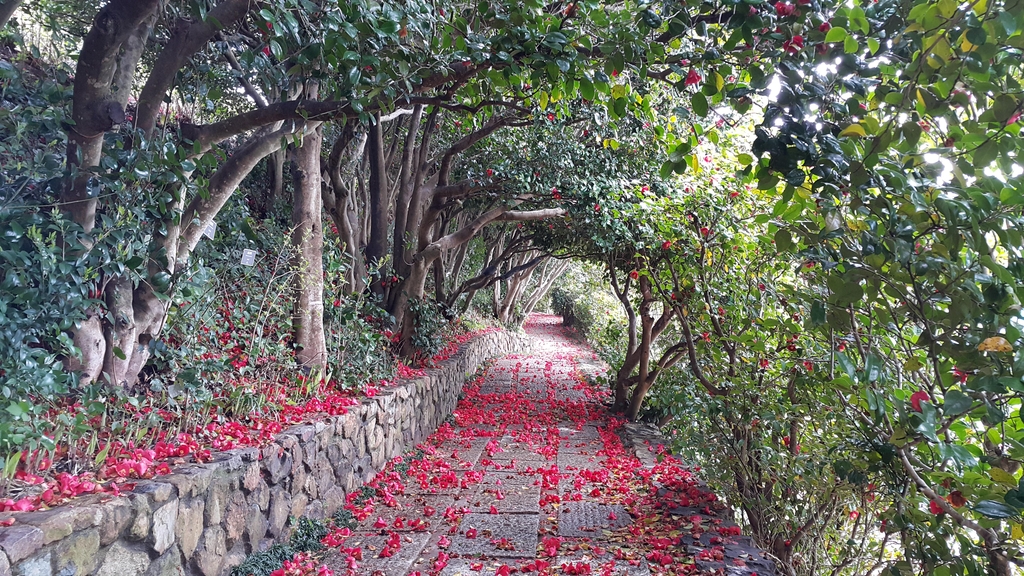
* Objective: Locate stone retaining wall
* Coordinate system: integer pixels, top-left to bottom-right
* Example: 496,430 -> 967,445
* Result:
0,330 -> 527,576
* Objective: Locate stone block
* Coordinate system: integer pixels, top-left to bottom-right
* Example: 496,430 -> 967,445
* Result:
304,501 -> 324,521
217,543 -> 246,576
134,482 -> 175,503
244,511 -> 268,552
144,550 -> 183,576
340,412 -> 359,440
265,448 -> 292,485
241,462 -> 261,494
175,498 -> 204,558
129,493 -> 155,540
13,551 -> 49,576
322,486 -> 346,518
267,488 -> 290,539
17,510 -> 72,545
96,542 -> 150,576
251,479 -> 270,511
204,482 -> 227,526
222,493 -> 248,546
98,498 -> 133,546
54,527 -> 100,575
192,527 -> 225,576
207,452 -> 244,475
0,525 -> 43,564
289,493 -> 308,519
149,501 -> 177,554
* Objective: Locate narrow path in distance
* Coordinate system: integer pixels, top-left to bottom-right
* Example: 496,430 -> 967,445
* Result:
322,315 -> 775,576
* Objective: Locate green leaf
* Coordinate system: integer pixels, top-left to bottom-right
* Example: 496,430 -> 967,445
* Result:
943,390 -> 973,414
659,161 -> 674,179
825,27 -> 848,43
691,93 -> 708,117
839,124 -> 867,138
975,500 -> 1019,519
865,354 -> 884,383
836,352 -> 857,379
580,78 -> 595,101
810,300 -> 826,326
974,140 -> 998,168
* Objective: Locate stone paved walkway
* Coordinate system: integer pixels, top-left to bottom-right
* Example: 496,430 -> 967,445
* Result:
321,315 -> 776,576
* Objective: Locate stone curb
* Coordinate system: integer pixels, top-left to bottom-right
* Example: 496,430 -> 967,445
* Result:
617,422 -> 779,576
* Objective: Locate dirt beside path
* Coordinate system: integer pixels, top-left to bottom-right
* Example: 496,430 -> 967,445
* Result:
320,315 -> 776,576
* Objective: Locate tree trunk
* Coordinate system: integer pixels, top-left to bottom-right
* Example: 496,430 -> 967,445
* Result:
61,0 -> 161,386
626,375 -> 653,421
290,96 -> 327,372
0,0 -> 25,29
64,0 -> 161,232
365,115 -> 389,297
267,149 -> 285,216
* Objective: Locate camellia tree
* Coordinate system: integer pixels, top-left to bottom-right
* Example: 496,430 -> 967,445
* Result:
32,0 -> 815,387
738,0 -> 1024,571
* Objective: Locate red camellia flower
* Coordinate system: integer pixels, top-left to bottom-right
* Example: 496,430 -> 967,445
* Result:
662,240 -> 672,250
947,491 -> 967,508
700,226 -> 710,236
594,204 -> 601,212
783,35 -> 804,54
910,390 -> 930,412
774,1 -> 796,16
486,169 -> 494,177
929,500 -> 945,515
629,270 -> 639,280
819,21 -> 832,32
758,283 -> 766,291
547,113 -> 555,121
685,69 -> 701,86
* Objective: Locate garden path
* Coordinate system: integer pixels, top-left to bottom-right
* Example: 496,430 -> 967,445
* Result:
321,315 -> 775,576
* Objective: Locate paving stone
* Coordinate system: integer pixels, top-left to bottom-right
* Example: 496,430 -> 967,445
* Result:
437,558 -> 521,575
466,480 -> 540,514
557,502 -> 632,537
557,452 -> 604,471
326,531 -> 430,575
447,513 -> 539,558
489,448 -> 548,463
553,553 -> 652,575
358,494 -> 454,533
